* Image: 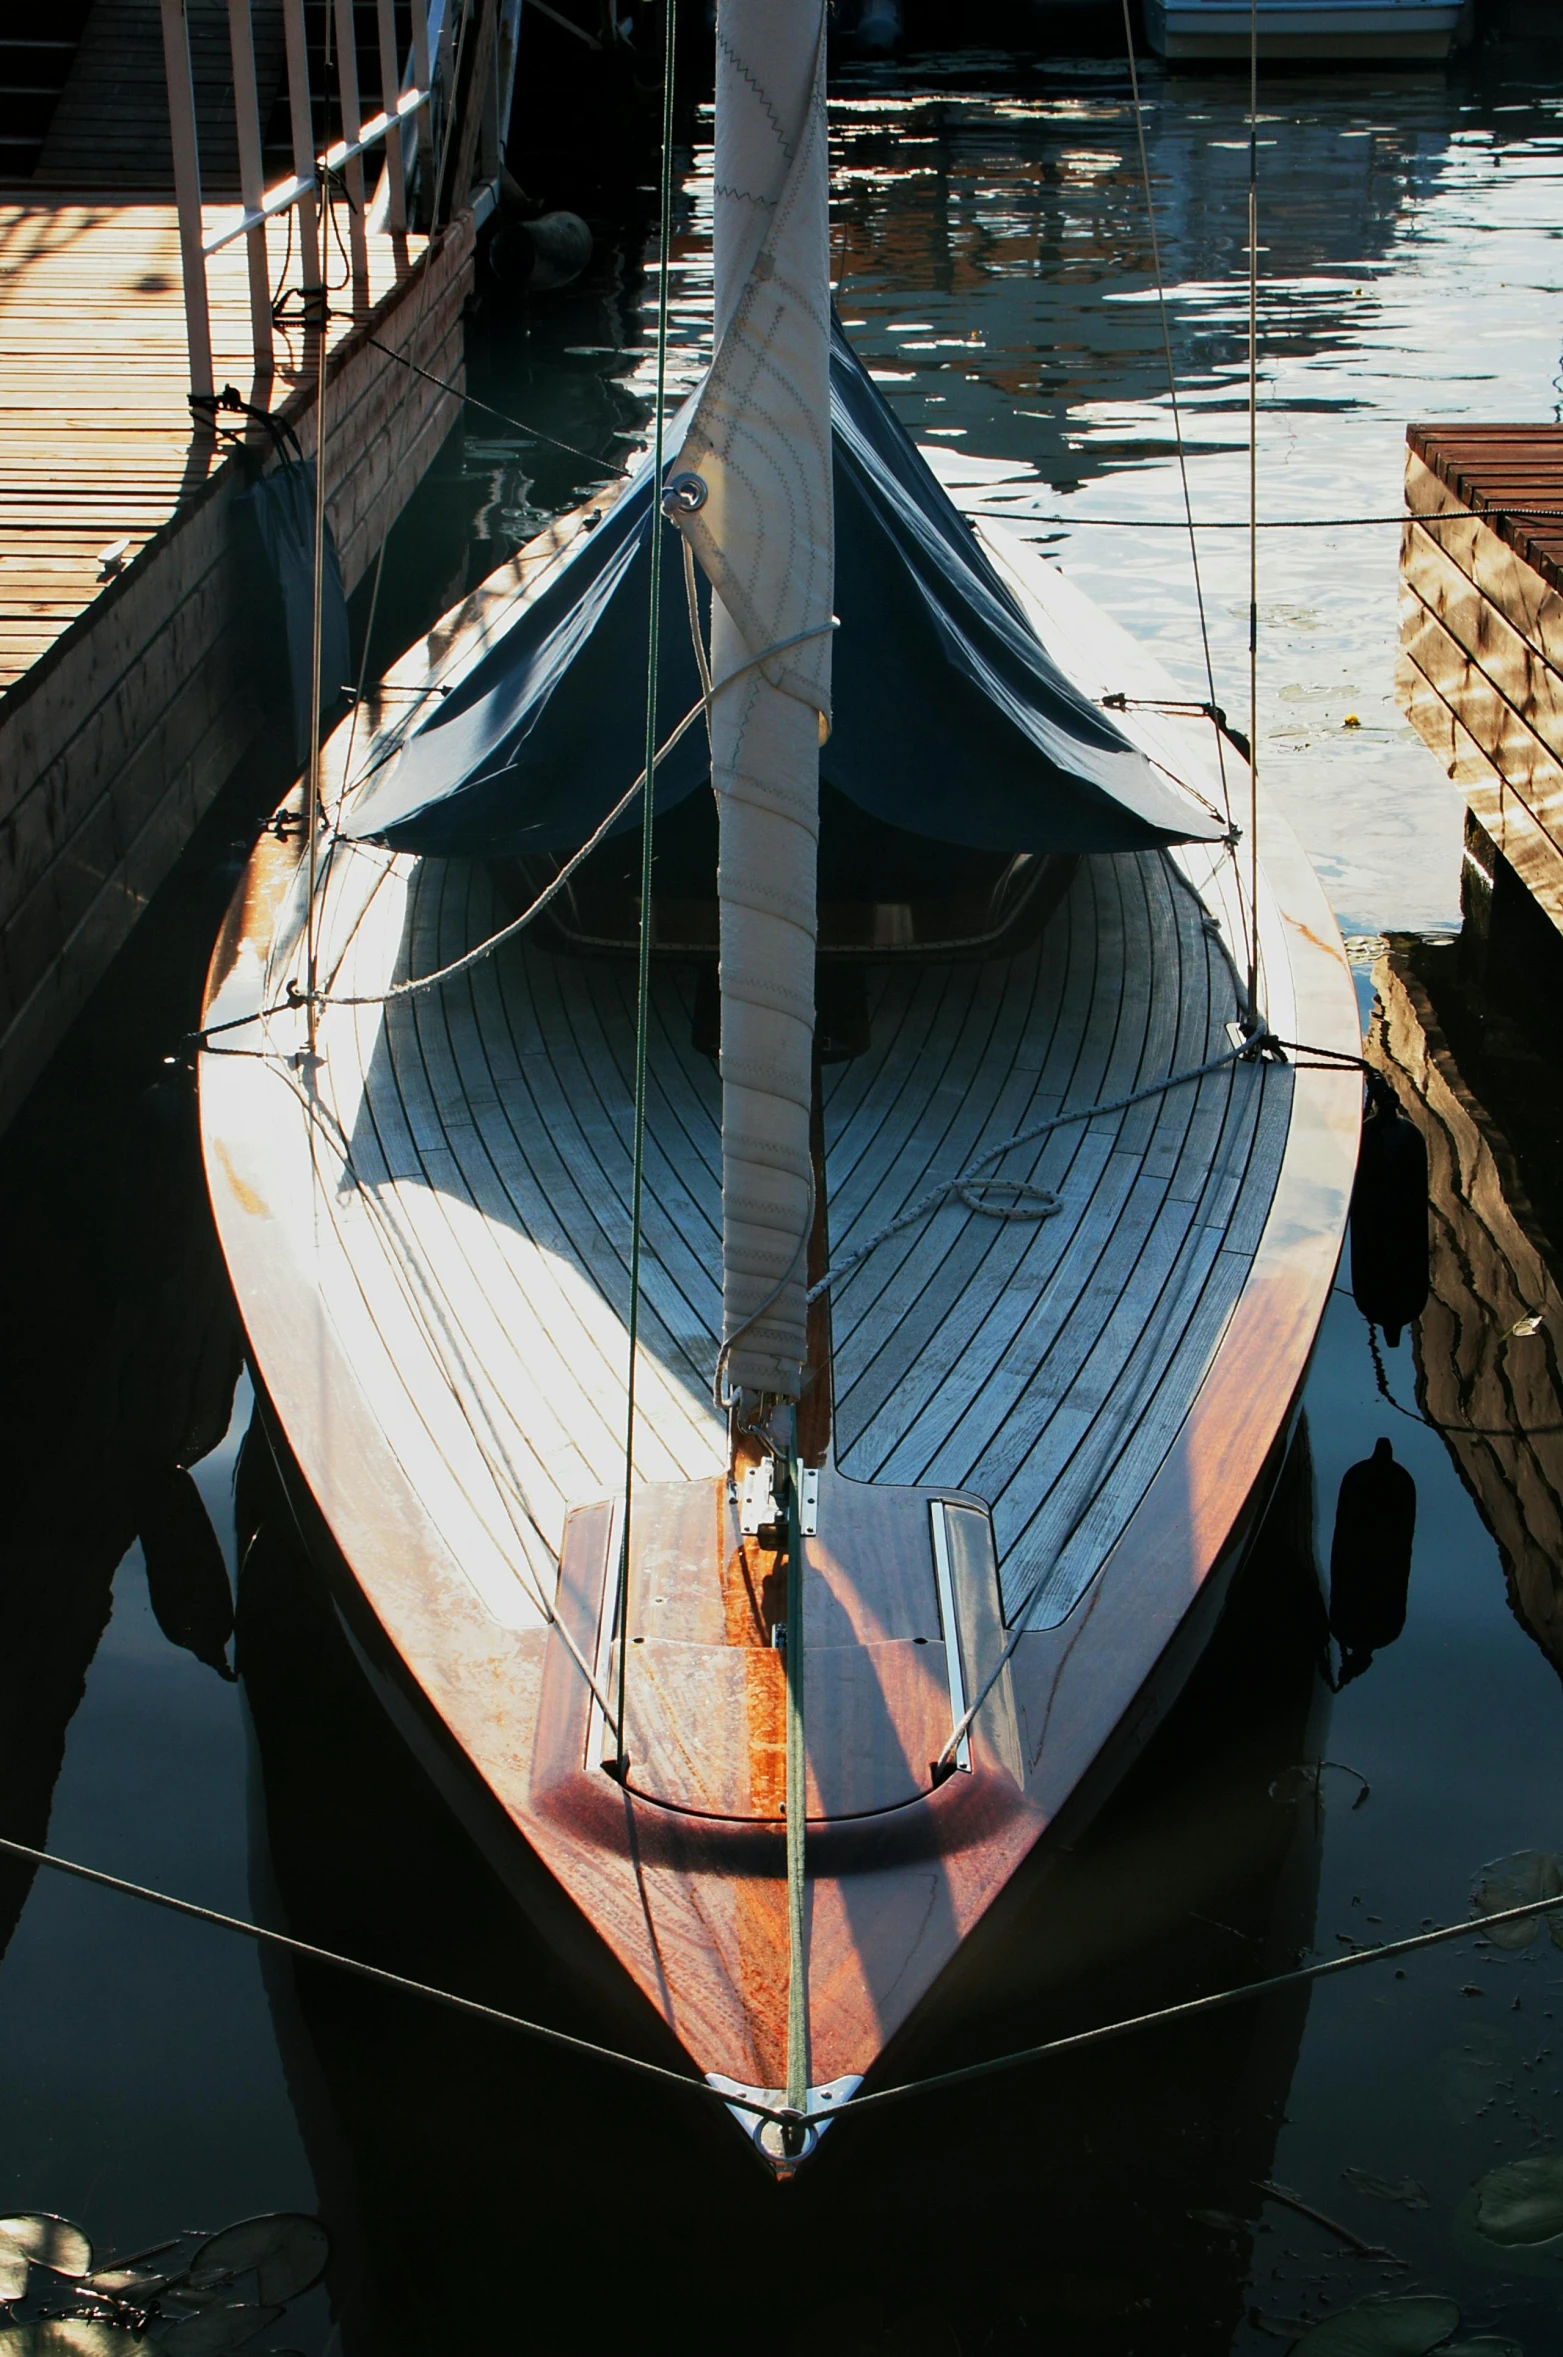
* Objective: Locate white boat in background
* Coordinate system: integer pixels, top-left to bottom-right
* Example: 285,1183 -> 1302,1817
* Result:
1144,0 -> 1473,61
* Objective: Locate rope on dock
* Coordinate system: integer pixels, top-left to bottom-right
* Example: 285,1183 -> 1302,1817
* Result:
3,1830 -> 1560,2135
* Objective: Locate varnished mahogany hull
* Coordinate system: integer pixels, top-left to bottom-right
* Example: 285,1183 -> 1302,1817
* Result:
251,1365 -> 1305,2104
199,518 -> 1360,2143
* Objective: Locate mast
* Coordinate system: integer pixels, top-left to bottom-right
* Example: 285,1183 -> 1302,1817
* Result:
666,0 -> 834,1411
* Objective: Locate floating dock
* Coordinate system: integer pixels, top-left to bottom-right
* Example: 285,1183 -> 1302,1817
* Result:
1399,422 -> 1563,976
0,0 -> 527,1135
0,205 -> 470,1132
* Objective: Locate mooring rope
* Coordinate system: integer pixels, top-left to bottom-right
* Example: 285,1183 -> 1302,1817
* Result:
840,1887 -> 1563,2119
4,1832 -> 1559,2134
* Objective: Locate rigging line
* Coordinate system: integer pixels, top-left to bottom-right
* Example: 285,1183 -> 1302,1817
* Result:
616,0 -> 680,1777
253,1030 -> 625,1724
360,334 -> 633,477
305,171 -> 331,1058
183,624 -> 838,1048
6,1831 -> 1563,2132
681,530 -> 714,706
0,1835 -> 763,2119
1245,0 -> 1261,1027
1119,0 -> 1233,836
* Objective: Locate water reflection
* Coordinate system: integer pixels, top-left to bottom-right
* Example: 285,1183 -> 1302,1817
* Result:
1369,938 -> 1563,1686
480,51 -> 1563,932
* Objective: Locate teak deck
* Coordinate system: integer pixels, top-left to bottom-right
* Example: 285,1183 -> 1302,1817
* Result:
1400,422 -> 1563,949
200,511 -> 1361,2143
0,193 -> 475,1132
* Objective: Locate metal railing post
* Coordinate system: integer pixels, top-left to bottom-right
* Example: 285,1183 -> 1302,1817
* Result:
280,0 -> 321,298
226,0 -> 274,381
478,0 -> 501,183
332,0 -> 371,306
159,0 -> 214,402
494,0 -> 522,174
410,0 -> 436,206
433,0 -> 459,222
374,0 -> 408,235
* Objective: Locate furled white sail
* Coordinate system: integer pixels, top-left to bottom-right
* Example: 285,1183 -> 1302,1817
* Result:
668,0 -> 833,1403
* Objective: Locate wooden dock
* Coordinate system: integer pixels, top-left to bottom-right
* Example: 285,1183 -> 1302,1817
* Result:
1399,422 -> 1563,969
0,195 -> 475,1131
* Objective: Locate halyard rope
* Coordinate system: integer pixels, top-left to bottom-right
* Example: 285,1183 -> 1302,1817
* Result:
5,1833 -> 1560,2134
1244,0 -> 1262,1026
617,0 -> 681,1777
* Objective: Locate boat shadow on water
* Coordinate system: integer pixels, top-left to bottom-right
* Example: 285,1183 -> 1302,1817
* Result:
235,1406 -> 1331,2357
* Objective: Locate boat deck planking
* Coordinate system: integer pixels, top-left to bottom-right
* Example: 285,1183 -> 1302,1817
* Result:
201,501 -> 1359,2110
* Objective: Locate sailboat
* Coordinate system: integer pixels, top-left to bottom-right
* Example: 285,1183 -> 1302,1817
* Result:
199,1 -> 1360,2171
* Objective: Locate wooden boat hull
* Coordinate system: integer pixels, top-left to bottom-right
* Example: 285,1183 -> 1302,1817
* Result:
199,519 -> 1359,2156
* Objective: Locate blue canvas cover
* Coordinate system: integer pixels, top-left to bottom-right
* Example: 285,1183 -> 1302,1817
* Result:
342,322 -> 1224,858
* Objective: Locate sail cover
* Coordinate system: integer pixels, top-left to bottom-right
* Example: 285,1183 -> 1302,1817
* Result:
340,368 -> 1224,867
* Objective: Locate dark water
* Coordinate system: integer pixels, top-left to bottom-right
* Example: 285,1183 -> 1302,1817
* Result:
5,30 -> 1563,2356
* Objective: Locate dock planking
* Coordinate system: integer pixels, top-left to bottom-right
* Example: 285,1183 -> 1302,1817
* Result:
0,200 -> 430,684
0,191 -> 476,1131
1399,422 -> 1563,954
